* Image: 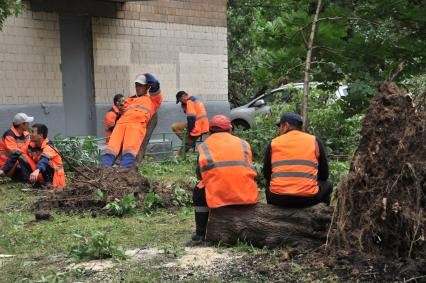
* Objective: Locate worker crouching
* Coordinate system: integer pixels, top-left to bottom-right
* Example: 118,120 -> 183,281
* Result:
192,115 -> 258,242
28,124 -> 65,189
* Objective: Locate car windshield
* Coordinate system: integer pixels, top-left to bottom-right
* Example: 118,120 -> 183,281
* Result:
261,90 -> 292,104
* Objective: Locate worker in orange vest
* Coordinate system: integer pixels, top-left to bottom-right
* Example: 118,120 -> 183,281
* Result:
0,113 -> 35,181
104,94 -> 124,144
26,124 -> 66,189
173,91 -> 209,156
101,73 -> 163,168
263,112 -> 332,207
192,115 -> 258,241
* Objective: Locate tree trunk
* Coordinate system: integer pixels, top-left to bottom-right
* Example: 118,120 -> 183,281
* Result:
206,203 -> 332,249
302,0 -> 322,131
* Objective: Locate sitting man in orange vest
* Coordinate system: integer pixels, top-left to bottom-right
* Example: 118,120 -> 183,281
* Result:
0,113 -> 34,181
172,91 -> 209,156
104,94 -> 124,144
263,112 -> 332,208
193,115 -> 258,241
101,73 -> 163,168
27,124 -> 66,189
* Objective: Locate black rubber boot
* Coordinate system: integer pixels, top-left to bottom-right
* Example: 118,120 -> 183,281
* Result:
194,211 -> 209,240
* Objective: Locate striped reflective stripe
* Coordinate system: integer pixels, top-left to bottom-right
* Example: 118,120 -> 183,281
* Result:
271,172 -> 317,180
200,139 -> 255,173
11,149 -> 22,155
272,159 -> 318,169
126,105 -> 151,113
41,153 -> 52,159
194,206 -> 209,212
196,115 -> 208,121
54,165 -> 63,172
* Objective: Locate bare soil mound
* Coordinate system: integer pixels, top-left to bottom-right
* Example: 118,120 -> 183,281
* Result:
329,82 -> 426,258
33,167 -> 192,213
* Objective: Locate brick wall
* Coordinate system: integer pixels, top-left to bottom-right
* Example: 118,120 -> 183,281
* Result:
92,17 -> 228,103
0,10 -> 62,105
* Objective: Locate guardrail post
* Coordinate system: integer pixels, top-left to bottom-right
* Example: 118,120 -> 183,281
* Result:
181,128 -> 187,161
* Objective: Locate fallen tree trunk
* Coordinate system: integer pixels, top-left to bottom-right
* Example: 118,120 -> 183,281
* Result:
206,203 -> 332,249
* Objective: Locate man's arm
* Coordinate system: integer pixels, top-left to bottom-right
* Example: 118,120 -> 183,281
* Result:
185,100 -> 196,133
263,142 -> 272,184
316,137 -> 329,181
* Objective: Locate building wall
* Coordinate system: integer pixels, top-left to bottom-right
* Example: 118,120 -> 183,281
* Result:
0,1 -> 229,137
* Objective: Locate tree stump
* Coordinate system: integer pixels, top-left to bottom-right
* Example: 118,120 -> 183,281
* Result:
206,203 -> 332,249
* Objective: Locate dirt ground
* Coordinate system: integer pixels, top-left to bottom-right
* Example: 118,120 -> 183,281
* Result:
32,166 -> 192,214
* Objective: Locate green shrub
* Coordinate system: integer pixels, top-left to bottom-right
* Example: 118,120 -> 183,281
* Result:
104,194 -> 137,217
53,136 -> 100,171
68,231 -> 126,262
171,184 -> 192,207
142,190 -> 162,215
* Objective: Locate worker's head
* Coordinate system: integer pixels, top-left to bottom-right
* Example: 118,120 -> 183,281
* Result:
31,123 -> 48,143
113,94 -> 124,107
209,115 -> 232,133
134,74 -> 150,96
12,113 -> 34,132
176,91 -> 189,105
276,112 -> 303,134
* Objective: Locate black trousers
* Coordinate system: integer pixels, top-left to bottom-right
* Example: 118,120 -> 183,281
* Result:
192,186 -> 209,237
266,180 -> 333,208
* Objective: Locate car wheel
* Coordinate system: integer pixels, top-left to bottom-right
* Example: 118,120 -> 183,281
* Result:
232,119 -> 250,130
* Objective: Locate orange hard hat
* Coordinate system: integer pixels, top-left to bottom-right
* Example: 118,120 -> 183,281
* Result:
209,115 -> 232,131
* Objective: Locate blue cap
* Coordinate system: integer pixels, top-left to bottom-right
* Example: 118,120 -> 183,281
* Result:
276,112 -> 303,127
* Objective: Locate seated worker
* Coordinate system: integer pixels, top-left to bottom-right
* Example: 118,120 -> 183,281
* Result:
192,115 -> 258,241
27,123 -> 65,189
172,91 -> 209,156
0,113 -> 34,181
105,94 -> 124,144
263,112 -> 332,208
101,73 -> 163,168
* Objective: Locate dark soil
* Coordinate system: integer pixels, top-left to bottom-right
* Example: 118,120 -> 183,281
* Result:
329,82 -> 426,259
32,166 -> 192,214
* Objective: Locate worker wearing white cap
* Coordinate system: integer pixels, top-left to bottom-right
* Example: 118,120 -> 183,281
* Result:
101,73 -> 163,168
0,113 -> 36,180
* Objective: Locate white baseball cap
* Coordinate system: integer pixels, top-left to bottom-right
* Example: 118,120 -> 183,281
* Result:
13,113 -> 34,125
134,74 -> 147,85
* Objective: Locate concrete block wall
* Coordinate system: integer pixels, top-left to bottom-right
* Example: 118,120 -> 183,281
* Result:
0,10 -> 62,105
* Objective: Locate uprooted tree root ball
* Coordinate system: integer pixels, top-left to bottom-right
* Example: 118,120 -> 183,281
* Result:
328,82 -> 426,258
33,166 -> 192,213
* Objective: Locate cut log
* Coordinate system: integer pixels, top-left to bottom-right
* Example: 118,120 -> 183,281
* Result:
206,203 -> 332,249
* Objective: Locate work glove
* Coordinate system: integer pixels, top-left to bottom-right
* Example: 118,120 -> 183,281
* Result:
144,73 -> 160,93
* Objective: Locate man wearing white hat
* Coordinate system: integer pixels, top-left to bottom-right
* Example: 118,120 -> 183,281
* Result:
0,113 -> 36,180
101,73 -> 163,168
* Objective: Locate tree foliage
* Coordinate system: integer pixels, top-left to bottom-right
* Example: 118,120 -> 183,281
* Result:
0,0 -> 23,30
228,0 -> 426,107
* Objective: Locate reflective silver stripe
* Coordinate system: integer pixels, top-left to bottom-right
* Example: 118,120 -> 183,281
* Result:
271,172 -> 317,180
200,139 -> 255,173
194,206 -> 210,212
200,160 -> 255,173
16,140 -> 27,144
196,115 -> 208,121
272,160 -> 318,169
54,165 -> 63,172
11,149 -> 22,155
41,153 -> 52,159
126,105 -> 151,113
200,143 -> 213,166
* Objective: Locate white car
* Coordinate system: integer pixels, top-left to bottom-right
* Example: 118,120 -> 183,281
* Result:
230,83 -> 348,129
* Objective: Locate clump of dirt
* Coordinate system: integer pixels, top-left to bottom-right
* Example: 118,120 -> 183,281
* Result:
33,167 -> 192,213
329,82 -> 426,258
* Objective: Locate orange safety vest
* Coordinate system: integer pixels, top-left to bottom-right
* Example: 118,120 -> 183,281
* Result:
186,97 -> 209,136
105,105 -> 120,143
28,139 -> 66,189
270,130 -> 319,196
0,127 -> 31,176
197,132 -> 258,208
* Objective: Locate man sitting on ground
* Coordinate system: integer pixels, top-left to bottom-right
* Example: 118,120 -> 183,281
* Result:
0,113 -> 34,181
27,124 -> 65,189
263,112 -> 332,208
192,115 -> 258,241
